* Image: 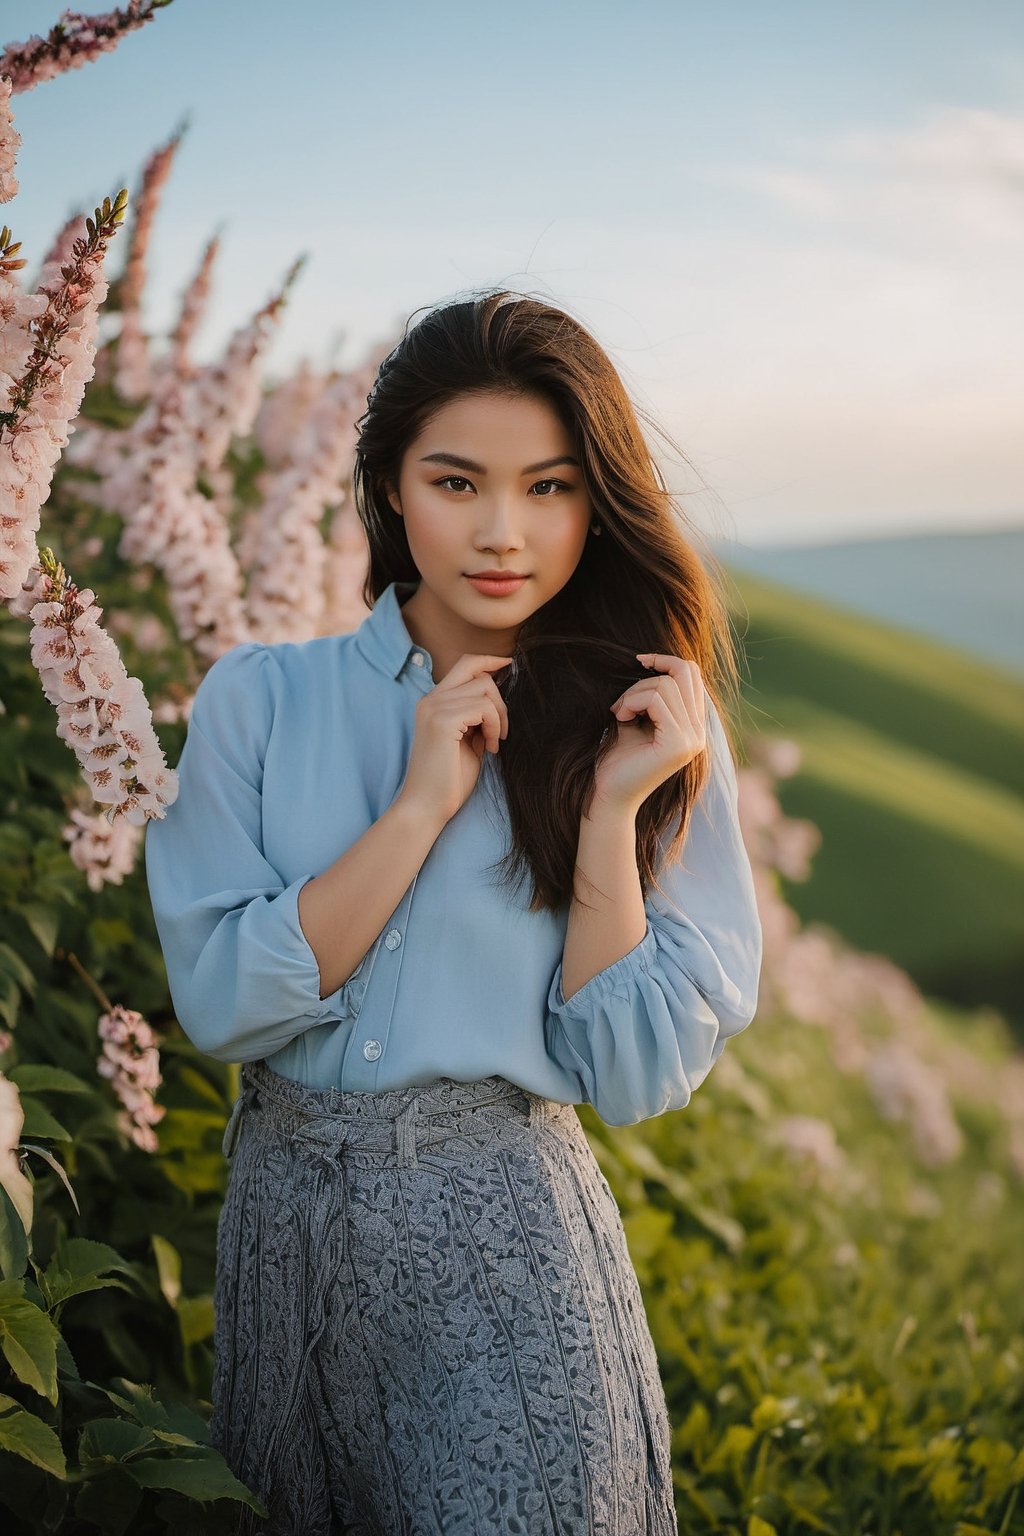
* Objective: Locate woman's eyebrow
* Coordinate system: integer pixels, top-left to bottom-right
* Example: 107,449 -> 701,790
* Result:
418,452 -> 580,475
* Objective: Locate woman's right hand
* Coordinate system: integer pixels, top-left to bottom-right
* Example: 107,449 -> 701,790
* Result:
396,655 -> 513,828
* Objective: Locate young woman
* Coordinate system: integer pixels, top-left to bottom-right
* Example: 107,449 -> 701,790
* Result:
144,289 -> 763,1535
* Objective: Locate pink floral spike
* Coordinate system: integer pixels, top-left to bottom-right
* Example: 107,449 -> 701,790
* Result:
0,76 -> 22,204
0,2 -> 172,95
115,127 -> 184,402
14,546 -> 179,825
245,369 -> 373,643
97,1003 -> 167,1153
63,802 -> 143,892
0,192 -> 125,603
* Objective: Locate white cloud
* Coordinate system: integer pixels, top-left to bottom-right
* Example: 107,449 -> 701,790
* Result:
714,106 -> 1024,250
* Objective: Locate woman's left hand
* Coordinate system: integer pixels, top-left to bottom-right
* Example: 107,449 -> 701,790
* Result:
591,653 -> 707,815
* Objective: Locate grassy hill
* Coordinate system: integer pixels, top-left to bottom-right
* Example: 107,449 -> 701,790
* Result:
724,568 -> 1024,1035
714,526 -> 1024,677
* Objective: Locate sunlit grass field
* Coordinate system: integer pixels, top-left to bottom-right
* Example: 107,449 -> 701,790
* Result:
590,938 -> 1024,1533
728,570 -> 1024,1034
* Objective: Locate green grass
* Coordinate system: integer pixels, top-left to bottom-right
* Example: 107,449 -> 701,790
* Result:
725,569 -> 1024,1032
584,981 -> 1024,1534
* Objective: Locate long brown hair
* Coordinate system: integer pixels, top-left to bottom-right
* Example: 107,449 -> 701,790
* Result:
352,288 -> 747,915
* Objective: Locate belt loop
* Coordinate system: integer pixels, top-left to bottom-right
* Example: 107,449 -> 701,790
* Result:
395,1097 -> 420,1168
529,1095 -> 549,1128
221,1081 -> 256,1161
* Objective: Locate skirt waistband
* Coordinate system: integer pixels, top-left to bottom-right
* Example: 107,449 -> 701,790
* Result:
223,1058 -> 567,1167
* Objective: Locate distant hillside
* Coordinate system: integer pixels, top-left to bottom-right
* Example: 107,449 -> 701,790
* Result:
724,568 -> 1024,1034
714,526 -> 1024,676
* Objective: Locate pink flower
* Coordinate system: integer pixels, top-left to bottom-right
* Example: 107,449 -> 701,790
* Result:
96,1004 -> 166,1152
62,802 -> 142,891
0,3 -> 170,95
0,77 -> 23,203
14,554 -> 178,825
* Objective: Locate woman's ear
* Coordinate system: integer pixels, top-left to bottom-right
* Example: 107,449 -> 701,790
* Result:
384,479 -> 402,517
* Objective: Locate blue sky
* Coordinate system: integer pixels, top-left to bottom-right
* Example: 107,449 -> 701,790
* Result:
4,0 -> 1022,546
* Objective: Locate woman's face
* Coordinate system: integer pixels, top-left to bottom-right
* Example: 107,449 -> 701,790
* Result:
385,389 -> 593,676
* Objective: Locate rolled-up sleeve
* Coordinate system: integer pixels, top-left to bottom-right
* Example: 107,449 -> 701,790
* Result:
144,641 -> 361,1063
543,689 -> 763,1126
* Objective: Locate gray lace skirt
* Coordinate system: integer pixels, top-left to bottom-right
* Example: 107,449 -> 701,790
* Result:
211,1058 -> 678,1535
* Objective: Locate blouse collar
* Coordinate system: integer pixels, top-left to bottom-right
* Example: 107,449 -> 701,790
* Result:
353,579 -> 432,681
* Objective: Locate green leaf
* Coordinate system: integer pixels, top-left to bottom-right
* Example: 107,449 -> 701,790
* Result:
18,904 -> 61,959
0,943 -> 37,995
125,1447 -> 268,1510
148,1428 -> 204,1449
102,1378 -> 172,1431
0,1180 -> 30,1281
73,1465 -> 144,1533
621,1205 -> 674,1262
617,1134 -> 746,1252
704,1422 -> 758,1476
55,1331 -> 81,1382
150,1232 -> 181,1308
18,1143 -> 80,1215
39,1236 -> 137,1310
160,1398 -> 213,1444
8,1065 -> 92,1097
78,1416 -> 156,1467
0,1398 -> 67,1478
0,1290 -> 61,1403
177,1294 -> 215,1348
17,1097 -> 71,1142
0,969 -> 18,1029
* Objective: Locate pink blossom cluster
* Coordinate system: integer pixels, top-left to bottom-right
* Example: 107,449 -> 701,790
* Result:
774,1114 -> 848,1183
0,75 -> 21,203
864,1039 -> 964,1168
191,259 -> 305,478
243,369 -> 370,642
252,357 -> 331,468
10,553 -> 177,825
738,739 -> 822,882
73,266 -> 307,661
320,486 -> 377,637
62,802 -> 142,890
99,373 -> 253,661
96,1003 -> 166,1153
735,742 -> 1013,1180
105,605 -> 171,655
243,352 -> 381,639
156,230 -> 220,385
32,209 -> 92,296
319,361 -> 381,635
114,130 -> 181,401
0,2 -> 169,93
0,195 -> 119,603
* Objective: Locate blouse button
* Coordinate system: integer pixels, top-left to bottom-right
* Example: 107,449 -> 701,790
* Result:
410,652 -> 424,666
362,1039 -> 382,1061
384,928 -> 402,950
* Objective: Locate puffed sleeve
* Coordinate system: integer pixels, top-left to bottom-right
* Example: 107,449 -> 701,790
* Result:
543,688 -> 763,1126
144,641 -> 362,1063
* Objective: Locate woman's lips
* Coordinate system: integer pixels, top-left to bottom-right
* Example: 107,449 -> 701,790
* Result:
465,575 -> 528,596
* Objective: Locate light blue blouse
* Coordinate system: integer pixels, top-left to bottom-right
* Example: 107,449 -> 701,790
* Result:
144,579 -> 763,1125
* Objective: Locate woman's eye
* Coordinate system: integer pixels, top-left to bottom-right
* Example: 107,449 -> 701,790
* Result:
434,475 -> 573,495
